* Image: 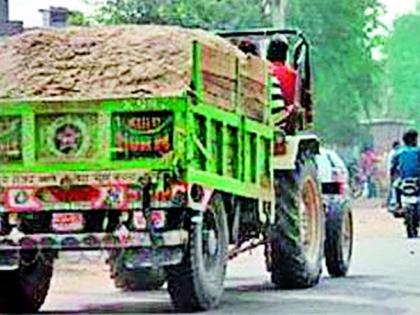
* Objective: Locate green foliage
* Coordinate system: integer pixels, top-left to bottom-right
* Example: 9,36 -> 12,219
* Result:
68,10 -> 90,26
288,0 -> 385,145
92,0 -> 268,29
386,10 -> 420,122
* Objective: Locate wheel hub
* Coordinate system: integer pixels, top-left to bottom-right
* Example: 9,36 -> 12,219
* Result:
299,177 -> 321,266
207,230 -> 218,257
342,211 -> 352,263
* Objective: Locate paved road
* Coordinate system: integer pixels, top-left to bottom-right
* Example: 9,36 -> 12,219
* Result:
42,200 -> 420,314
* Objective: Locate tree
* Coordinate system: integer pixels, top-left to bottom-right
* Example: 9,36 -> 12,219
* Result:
287,0 -> 385,145
386,10 -> 420,122
91,0 -> 269,30
68,10 -> 90,26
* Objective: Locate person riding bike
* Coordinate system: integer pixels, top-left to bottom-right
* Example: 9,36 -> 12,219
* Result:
389,129 -> 420,213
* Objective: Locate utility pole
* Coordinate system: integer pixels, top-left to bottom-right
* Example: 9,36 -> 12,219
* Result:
261,0 -> 288,28
271,0 -> 288,28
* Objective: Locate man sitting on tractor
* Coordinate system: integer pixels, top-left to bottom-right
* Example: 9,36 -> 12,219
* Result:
237,39 -> 286,123
267,35 -> 298,133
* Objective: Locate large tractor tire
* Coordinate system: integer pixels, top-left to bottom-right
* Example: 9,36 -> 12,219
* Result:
271,155 -> 325,288
325,201 -> 353,277
0,252 -> 54,313
167,193 -> 228,312
109,250 -> 166,291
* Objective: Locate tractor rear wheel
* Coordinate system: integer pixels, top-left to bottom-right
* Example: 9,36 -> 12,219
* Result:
271,155 -> 325,288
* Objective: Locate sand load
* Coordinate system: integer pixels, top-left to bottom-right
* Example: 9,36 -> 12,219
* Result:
0,25 -> 245,99
0,25 -> 269,121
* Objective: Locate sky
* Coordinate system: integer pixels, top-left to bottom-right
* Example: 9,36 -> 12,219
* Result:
9,0 -> 96,27
7,0 -> 419,28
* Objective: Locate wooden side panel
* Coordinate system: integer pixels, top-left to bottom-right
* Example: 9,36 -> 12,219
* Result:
201,45 -> 237,112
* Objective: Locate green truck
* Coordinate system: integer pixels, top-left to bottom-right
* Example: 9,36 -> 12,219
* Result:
0,26 -> 351,312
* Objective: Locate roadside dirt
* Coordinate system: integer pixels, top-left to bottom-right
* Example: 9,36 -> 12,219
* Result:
352,198 -> 403,238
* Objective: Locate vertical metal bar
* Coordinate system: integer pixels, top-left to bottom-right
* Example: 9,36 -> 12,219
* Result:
255,135 -> 261,187
205,117 -> 211,172
192,41 -> 203,104
222,122 -> 227,177
235,57 -> 241,113
100,107 -> 111,163
22,110 -> 35,167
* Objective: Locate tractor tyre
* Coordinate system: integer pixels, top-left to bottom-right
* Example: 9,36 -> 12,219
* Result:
325,201 -> 353,277
167,193 -> 228,312
271,155 -> 325,288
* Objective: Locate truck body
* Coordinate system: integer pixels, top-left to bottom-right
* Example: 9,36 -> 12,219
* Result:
0,38 -> 274,251
0,27 -> 351,313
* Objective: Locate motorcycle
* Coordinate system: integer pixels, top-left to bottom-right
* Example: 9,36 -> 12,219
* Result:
398,178 -> 420,238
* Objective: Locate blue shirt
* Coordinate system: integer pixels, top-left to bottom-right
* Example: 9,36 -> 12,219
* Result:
391,145 -> 420,179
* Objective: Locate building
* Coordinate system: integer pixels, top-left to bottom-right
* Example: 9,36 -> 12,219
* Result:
39,7 -> 70,28
360,118 -> 415,155
0,0 -> 23,36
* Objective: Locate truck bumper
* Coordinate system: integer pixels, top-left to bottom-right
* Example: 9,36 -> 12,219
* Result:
0,229 -> 189,269
0,229 -> 188,251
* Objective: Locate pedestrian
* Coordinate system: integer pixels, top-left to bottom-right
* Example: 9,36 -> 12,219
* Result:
360,146 -> 380,198
386,141 -> 400,210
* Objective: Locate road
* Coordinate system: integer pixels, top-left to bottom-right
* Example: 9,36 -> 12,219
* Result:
41,200 -> 420,315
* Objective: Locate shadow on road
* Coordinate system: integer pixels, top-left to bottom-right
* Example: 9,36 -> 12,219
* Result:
42,300 -> 174,314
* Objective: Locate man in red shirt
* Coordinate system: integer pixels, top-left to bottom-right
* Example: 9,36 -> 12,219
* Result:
267,36 -> 298,132
267,35 -> 297,105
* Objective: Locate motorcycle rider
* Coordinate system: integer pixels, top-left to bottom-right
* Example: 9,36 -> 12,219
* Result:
389,129 -> 420,213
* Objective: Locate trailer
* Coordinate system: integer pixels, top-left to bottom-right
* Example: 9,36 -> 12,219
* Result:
0,26 -> 351,312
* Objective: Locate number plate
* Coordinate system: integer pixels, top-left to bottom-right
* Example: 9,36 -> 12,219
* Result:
52,213 -> 84,232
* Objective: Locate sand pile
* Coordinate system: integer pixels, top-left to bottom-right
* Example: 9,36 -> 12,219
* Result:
0,25 -> 244,100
